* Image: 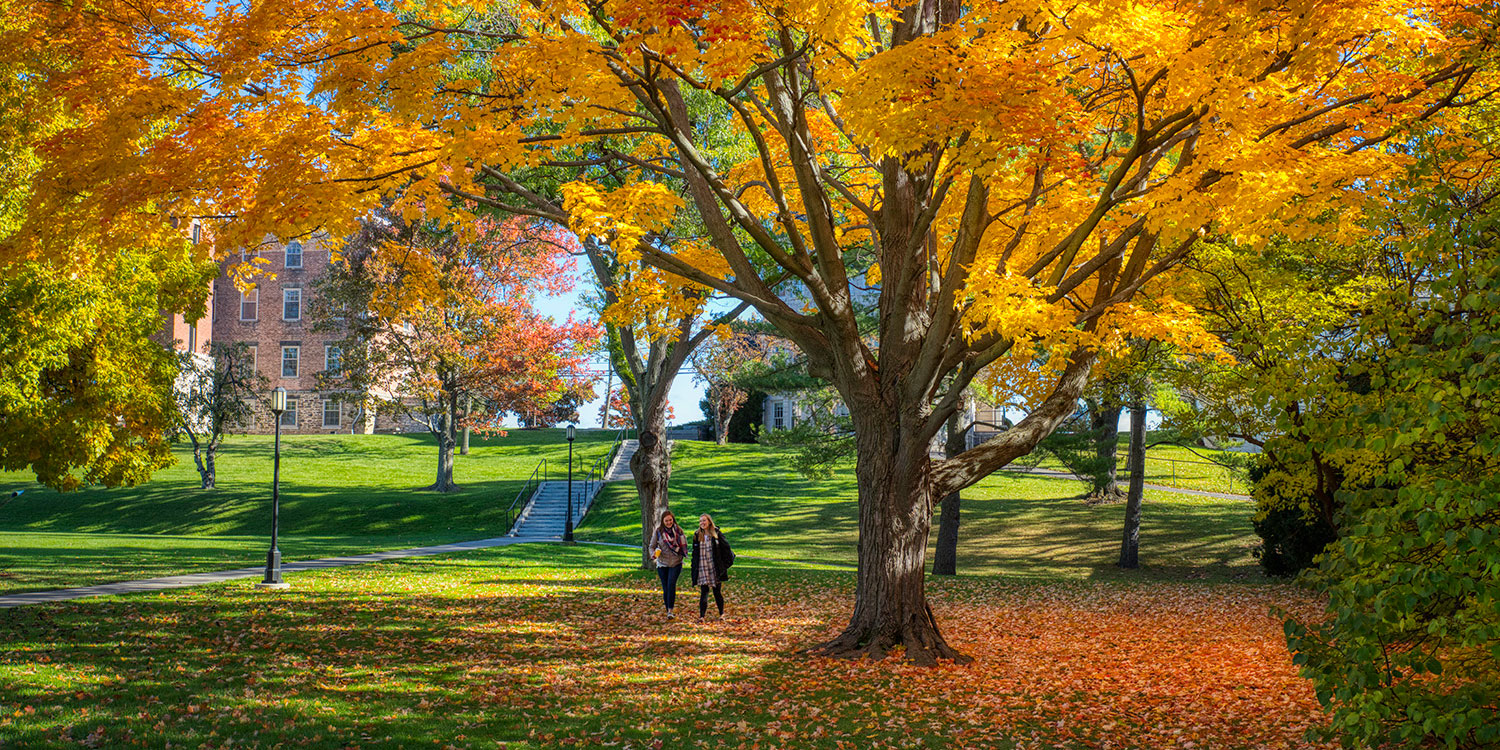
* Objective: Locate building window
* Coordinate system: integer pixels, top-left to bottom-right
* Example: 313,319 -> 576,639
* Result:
281,346 -> 299,378
191,222 -> 201,244
325,345 -> 342,373
186,322 -> 197,353
282,288 -> 301,321
285,240 -> 303,269
280,396 -> 298,428
246,344 -> 258,374
773,401 -> 786,430
322,400 -> 341,429
240,288 -> 258,321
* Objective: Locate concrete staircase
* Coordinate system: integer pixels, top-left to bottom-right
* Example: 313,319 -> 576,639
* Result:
509,439 -> 640,538
509,481 -> 597,539
604,439 -> 638,482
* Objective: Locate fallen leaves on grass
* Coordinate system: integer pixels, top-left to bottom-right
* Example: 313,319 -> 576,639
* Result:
0,551 -> 1331,749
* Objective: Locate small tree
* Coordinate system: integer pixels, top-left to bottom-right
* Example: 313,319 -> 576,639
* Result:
321,212 -> 599,492
691,333 -> 758,446
519,389 -> 592,428
176,342 -> 267,490
1038,411 -> 1118,500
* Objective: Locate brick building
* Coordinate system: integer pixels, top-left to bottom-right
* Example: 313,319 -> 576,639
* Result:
209,233 -> 385,434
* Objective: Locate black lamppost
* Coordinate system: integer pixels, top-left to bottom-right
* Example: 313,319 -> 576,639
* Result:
563,424 -> 576,542
258,386 -> 290,590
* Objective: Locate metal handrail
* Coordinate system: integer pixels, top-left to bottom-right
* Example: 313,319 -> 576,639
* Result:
572,427 -> 628,525
603,426 -> 626,475
505,457 -> 547,533
1118,454 -> 1249,494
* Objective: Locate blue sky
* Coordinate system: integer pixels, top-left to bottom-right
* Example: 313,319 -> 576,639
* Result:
530,279 -> 709,430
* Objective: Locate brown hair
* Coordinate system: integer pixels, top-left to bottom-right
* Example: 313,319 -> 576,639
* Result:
656,510 -> 683,547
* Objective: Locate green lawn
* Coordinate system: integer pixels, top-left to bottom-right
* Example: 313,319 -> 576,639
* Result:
1,433 -> 1261,593
0,429 -> 616,593
0,545 -> 1328,749
1018,431 -> 1254,495
0,437 -> 1317,748
579,441 -> 1261,581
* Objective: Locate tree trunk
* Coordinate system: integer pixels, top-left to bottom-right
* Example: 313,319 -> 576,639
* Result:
714,401 -> 730,446
633,405 -> 672,568
932,492 -> 960,576
811,411 -> 971,665
1089,399 -> 1125,502
429,394 -> 460,492
201,444 -> 217,490
1118,402 -> 1147,568
460,395 -> 471,455
932,400 -> 967,576
188,435 -> 211,490
433,435 -> 456,491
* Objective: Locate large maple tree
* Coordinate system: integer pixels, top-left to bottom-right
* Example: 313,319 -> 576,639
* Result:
6,0 -> 1496,661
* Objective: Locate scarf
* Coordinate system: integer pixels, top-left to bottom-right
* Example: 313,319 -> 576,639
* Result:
657,524 -> 686,556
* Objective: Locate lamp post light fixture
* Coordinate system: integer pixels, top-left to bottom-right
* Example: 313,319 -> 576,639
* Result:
563,424 -> 576,543
258,386 -> 291,590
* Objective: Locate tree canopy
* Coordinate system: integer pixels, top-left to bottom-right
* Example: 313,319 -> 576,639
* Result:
5,0 -> 1497,661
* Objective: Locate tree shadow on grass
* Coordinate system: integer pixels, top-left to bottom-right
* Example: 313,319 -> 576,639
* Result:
0,558 -> 860,749
0,478 -> 531,539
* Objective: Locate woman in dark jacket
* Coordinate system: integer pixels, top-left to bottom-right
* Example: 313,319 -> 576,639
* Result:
690,513 -> 734,619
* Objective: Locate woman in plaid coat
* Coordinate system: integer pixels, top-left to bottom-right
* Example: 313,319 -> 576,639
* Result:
690,513 -> 734,619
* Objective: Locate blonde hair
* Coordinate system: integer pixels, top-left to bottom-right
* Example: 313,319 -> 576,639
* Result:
698,513 -> 718,535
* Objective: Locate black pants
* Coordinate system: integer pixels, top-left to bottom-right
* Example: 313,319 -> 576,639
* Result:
699,583 -> 723,616
656,564 -> 681,610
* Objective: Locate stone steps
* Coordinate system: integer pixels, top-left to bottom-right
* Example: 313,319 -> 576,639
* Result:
508,481 -> 599,538
508,438 -> 646,538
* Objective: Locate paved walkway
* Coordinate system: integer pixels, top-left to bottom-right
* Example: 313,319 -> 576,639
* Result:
0,535 -> 861,610
0,536 -> 527,609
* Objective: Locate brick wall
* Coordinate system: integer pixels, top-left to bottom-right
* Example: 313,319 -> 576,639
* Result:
210,234 -> 409,435
151,307 -> 214,356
